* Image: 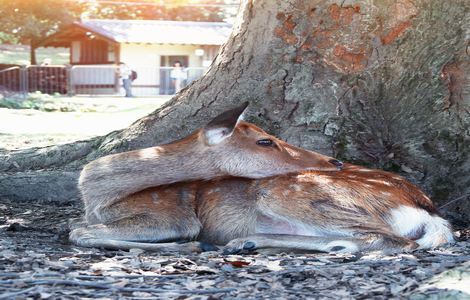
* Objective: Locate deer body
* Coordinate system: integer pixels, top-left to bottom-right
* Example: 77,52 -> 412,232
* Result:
197,165 -> 453,252
71,164 -> 453,253
71,103 -> 453,253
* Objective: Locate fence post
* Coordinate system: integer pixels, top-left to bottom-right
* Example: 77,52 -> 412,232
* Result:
67,65 -> 75,96
19,66 -> 28,98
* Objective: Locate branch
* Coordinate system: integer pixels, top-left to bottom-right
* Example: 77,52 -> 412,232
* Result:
0,286 -> 37,300
26,279 -> 237,295
439,193 -> 470,210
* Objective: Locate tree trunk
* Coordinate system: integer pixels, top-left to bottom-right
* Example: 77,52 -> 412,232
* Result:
30,39 -> 37,65
1,0 -> 469,224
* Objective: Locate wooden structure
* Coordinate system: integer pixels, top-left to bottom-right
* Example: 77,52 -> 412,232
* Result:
38,20 -> 232,95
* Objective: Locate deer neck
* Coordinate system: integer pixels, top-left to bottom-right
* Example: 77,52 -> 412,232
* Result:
122,132 -> 218,191
140,143 -> 217,184
80,130 -> 220,213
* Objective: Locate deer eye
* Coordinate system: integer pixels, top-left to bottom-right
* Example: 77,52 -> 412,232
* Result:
256,139 -> 273,147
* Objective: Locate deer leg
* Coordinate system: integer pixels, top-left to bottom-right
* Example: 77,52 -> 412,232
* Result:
69,213 -> 217,253
222,233 -> 418,254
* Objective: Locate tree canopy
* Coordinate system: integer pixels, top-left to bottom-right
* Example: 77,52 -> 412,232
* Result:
0,0 -> 237,44
0,0 -> 82,45
0,0 -> 238,64
81,0 -> 236,22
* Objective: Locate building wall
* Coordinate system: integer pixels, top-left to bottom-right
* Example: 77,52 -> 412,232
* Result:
120,43 -> 206,68
119,43 -> 215,96
68,43 -> 219,96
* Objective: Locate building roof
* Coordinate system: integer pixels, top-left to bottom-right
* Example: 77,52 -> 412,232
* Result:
76,19 -> 232,45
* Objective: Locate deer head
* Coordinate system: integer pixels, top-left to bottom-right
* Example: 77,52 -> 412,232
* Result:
200,102 -> 343,178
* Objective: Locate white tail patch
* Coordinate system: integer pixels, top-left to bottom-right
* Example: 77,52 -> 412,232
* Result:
387,205 -> 454,248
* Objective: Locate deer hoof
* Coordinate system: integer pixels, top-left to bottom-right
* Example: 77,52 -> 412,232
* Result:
198,242 -> 219,252
223,238 -> 258,255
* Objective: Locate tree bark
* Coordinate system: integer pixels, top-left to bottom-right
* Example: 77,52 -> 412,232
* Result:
30,39 -> 37,65
1,0 -> 469,224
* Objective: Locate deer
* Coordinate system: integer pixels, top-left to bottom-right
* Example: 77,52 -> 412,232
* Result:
70,103 -> 454,253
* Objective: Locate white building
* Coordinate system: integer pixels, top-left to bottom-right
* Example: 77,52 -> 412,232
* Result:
40,19 -> 232,95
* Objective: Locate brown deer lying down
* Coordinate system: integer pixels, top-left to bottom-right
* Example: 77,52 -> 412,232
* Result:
70,103 -> 454,253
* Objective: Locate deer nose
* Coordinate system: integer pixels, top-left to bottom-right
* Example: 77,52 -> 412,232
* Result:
328,159 -> 344,170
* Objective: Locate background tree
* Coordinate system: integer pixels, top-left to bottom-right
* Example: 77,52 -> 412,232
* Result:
81,0 -> 237,22
0,0 -> 84,64
0,0 -> 469,225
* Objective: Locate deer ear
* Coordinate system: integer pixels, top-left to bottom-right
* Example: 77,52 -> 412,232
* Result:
203,102 -> 249,145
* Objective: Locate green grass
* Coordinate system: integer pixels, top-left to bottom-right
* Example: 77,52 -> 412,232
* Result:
0,92 -> 100,112
0,44 -> 69,65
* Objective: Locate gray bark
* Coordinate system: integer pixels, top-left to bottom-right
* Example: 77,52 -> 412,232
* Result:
1,0 -> 469,224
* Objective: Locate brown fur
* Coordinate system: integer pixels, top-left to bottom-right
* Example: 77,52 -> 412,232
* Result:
80,118 -> 342,225
70,164 -> 452,253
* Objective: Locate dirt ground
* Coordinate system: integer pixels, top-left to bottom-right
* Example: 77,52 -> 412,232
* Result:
0,96 -> 169,150
0,197 -> 469,299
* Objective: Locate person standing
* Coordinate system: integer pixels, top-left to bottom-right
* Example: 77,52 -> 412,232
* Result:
170,61 -> 187,93
118,62 -> 133,97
